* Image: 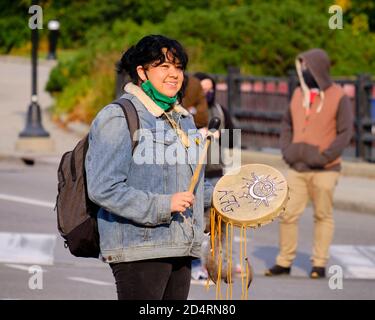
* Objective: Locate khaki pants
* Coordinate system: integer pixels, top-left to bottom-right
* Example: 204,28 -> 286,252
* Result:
276,169 -> 340,268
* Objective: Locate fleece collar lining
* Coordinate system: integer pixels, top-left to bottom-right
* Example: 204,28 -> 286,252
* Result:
124,82 -> 190,118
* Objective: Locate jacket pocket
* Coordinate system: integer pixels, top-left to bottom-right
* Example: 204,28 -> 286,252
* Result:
97,209 -> 123,250
283,143 -> 301,165
144,223 -> 172,245
303,144 -> 329,169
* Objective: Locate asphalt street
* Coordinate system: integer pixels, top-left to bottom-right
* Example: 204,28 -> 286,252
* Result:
0,159 -> 374,300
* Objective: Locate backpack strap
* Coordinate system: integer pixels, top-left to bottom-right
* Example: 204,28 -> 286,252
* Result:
112,98 -> 140,154
71,99 -> 139,182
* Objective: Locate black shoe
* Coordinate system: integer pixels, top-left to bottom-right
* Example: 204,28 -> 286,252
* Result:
264,264 -> 291,276
310,267 -> 325,279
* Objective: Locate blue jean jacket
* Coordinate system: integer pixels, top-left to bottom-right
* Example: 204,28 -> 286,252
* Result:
85,85 -> 213,263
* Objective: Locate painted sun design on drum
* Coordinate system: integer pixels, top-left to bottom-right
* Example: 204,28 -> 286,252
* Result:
240,172 -> 284,209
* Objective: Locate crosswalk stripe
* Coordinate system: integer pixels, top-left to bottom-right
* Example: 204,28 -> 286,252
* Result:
5,264 -> 47,272
346,266 -> 375,279
0,193 -> 54,208
67,277 -> 114,286
0,232 -> 56,265
330,245 -> 375,279
190,279 -> 215,286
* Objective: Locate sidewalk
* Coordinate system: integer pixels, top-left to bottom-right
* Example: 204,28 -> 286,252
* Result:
0,55 -> 84,162
1,55 -> 374,216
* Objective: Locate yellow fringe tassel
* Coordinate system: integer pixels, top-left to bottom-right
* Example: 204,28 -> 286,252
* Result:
239,225 -> 250,300
216,215 -> 222,300
225,221 -> 234,300
244,226 -> 249,300
206,207 -> 217,291
209,208 -> 250,300
240,226 -> 244,299
210,207 -> 216,259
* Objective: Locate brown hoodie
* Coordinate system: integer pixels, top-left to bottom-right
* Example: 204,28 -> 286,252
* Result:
280,49 -> 354,172
182,76 -> 209,128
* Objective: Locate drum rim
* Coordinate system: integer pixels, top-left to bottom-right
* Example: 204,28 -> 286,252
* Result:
212,164 -> 289,228
214,191 -> 288,228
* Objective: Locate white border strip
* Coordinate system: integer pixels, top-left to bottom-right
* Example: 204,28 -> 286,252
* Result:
0,193 -> 54,208
5,264 -> 47,272
67,277 -> 113,286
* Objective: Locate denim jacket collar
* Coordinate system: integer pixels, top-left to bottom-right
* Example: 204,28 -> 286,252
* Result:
124,83 -> 190,118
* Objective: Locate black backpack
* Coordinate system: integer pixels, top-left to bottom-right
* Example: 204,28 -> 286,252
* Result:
55,98 -> 139,258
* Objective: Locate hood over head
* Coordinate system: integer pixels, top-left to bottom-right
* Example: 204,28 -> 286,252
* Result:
297,48 -> 332,91
295,48 -> 333,112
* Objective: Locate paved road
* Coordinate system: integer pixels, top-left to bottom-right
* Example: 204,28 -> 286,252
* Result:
0,159 -> 374,300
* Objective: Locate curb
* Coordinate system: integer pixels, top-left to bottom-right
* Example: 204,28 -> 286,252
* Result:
241,149 -> 375,179
0,152 -> 62,166
333,198 -> 375,216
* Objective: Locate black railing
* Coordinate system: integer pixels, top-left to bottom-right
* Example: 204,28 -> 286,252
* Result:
212,68 -> 374,162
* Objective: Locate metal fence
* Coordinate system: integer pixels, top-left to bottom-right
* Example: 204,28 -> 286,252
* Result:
115,67 -> 375,162
211,68 -> 375,163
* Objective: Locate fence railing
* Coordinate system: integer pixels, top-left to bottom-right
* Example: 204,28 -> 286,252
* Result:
115,67 -> 375,162
211,68 -> 375,163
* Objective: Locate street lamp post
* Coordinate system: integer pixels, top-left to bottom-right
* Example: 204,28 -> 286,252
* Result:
19,15 -> 49,138
47,20 -> 60,60
16,1 -> 54,156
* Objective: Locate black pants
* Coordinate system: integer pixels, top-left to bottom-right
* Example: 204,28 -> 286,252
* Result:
110,257 -> 192,300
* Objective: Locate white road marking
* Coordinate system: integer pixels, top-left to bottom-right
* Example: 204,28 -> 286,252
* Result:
67,277 -> 114,286
190,279 -> 215,286
330,245 -> 375,279
0,232 -> 56,265
234,236 -> 249,243
5,264 -> 47,272
346,266 -> 375,279
0,193 -> 54,208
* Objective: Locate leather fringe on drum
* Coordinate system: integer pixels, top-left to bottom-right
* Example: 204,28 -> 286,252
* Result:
205,207 -> 253,300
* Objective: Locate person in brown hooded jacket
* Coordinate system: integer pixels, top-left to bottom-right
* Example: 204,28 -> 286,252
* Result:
182,75 -> 209,128
265,48 -> 353,278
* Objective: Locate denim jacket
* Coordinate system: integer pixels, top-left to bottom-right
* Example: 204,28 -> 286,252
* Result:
85,83 -> 213,263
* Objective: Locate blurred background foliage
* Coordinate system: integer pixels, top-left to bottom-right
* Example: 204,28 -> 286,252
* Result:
1,0 -> 374,123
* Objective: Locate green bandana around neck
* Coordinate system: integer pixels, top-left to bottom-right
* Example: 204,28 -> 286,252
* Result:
141,80 -> 178,111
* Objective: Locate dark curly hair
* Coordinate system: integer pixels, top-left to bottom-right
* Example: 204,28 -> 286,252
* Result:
117,35 -> 188,85
194,72 -> 216,92
194,72 -> 217,106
